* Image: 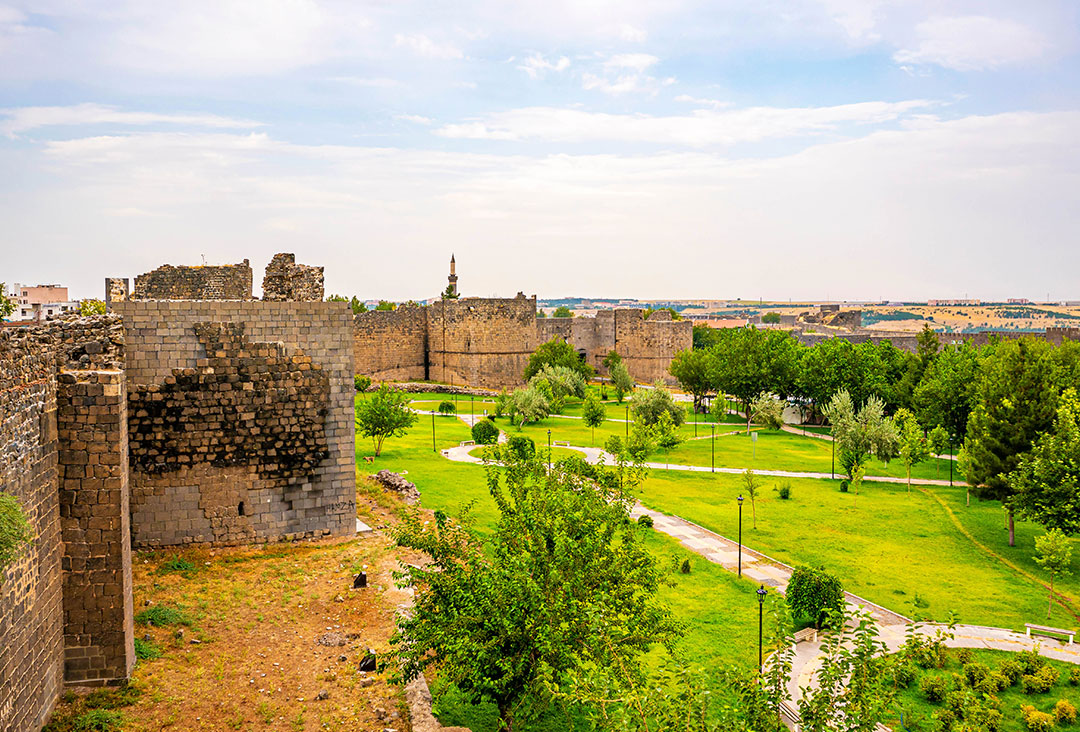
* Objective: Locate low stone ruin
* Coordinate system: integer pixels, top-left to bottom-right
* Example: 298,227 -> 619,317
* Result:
370,470 -> 421,504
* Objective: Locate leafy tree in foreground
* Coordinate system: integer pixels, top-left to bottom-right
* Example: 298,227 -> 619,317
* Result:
750,391 -> 785,432
390,451 -> 676,731
582,392 -> 606,445
530,364 -> 586,414
962,338 -> 1058,546
786,565 -> 844,629
1011,389 -> 1080,535
631,381 -> 685,428
523,336 -> 594,381
504,386 -> 551,428
610,360 -> 634,403
894,408 -> 929,492
353,374 -> 372,392
928,424 -> 950,479
1034,529 -> 1073,620
354,384 -> 417,456
0,492 -> 34,584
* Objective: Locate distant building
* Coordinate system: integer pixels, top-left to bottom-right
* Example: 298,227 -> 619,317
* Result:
928,299 -> 981,307
9,282 -> 80,321
1007,298 -> 1031,305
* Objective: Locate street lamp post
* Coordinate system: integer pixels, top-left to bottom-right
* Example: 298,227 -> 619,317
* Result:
831,425 -> 835,479
431,411 -> 436,453
757,585 -> 768,674
949,435 -> 954,487
625,405 -> 629,440
548,429 -> 552,471
471,395 -> 474,424
711,424 -> 715,473
737,495 -> 744,577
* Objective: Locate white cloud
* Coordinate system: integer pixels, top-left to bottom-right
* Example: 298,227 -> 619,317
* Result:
0,103 -> 262,137
326,76 -> 401,88
603,53 -> 659,72
5,110 -> 1078,301
397,114 -> 434,125
437,100 -> 934,145
894,15 -> 1049,71
615,23 -> 648,42
394,32 -> 464,60
517,53 -> 571,79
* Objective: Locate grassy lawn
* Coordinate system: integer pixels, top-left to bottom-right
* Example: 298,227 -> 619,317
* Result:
636,469 -> 1080,631
365,415 -> 769,731
888,649 -> 1080,732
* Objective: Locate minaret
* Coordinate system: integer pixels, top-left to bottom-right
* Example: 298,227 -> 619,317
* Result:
447,254 -> 458,297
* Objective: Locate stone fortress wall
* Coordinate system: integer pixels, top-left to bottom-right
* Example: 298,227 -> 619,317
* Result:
262,253 -> 325,302
0,254 -> 354,730
132,260 -> 253,301
356,293 -> 693,389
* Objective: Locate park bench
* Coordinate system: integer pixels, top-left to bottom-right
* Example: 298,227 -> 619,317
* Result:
459,440 -> 476,447
793,627 -> 818,644
362,456 -> 375,464
553,440 -> 570,447
1025,623 -> 1075,644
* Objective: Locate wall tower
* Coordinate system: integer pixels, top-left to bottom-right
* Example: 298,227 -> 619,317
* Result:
447,254 -> 458,298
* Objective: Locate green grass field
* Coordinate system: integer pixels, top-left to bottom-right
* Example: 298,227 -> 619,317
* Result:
889,649 -> 1080,732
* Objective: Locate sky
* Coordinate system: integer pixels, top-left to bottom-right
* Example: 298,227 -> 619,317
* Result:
1,1 -> 1078,302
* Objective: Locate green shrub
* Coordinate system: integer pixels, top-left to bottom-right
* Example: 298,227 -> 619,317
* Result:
935,708 -> 956,730
0,491 -> 34,583
84,683 -> 141,710
637,515 -> 654,529
133,637 -> 161,660
1056,699 -> 1078,725
895,663 -> 917,688
1020,648 -> 1047,675
156,555 -> 196,575
135,605 -> 192,627
978,671 -> 1009,695
956,647 -> 975,666
437,400 -> 457,415
1001,659 -> 1026,685
921,675 -> 949,703
963,661 -> 991,687
774,482 -> 792,500
680,559 -> 691,574
786,565 -> 844,629
471,420 -> 499,445
1023,705 -> 1055,732
839,480 -> 849,493
1022,666 -> 1059,694
1071,667 -> 1080,686
354,375 -> 372,392
504,435 -> 535,461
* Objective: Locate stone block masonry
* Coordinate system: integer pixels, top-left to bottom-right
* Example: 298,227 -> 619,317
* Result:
132,260 -> 253,301
57,370 -> 134,686
0,326 -> 64,732
115,300 -> 355,548
262,253 -> 325,302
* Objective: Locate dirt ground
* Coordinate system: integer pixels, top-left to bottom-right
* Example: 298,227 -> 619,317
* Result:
46,480 -> 423,732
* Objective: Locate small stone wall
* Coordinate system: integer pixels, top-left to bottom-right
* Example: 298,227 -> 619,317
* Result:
57,371 -> 134,686
262,253 -> 325,302
132,261 -> 253,301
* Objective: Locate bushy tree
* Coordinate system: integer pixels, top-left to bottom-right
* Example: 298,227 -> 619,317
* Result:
631,382 -> 685,427
355,384 -> 417,456
895,408 -> 929,492
437,400 -> 457,415
582,392 -> 606,445
786,565 -> 844,629
610,361 -> 634,403
928,424 -> 950,479
529,364 -> 586,414
1034,529 -> 1073,620
691,324 -> 722,351
472,419 -> 499,445
822,390 -> 898,482
713,327 -> 800,430
669,348 -> 719,415
654,410 -> 682,450
353,375 -> 372,392
374,300 -> 396,311
390,450 -> 676,730
751,391 -> 786,431
552,305 -> 572,318
523,337 -> 594,381
504,386 -> 551,428
915,343 -> 980,440
602,350 -> 622,371
742,468 -> 761,529
1011,389 -> 1080,535
962,338 -> 1058,546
